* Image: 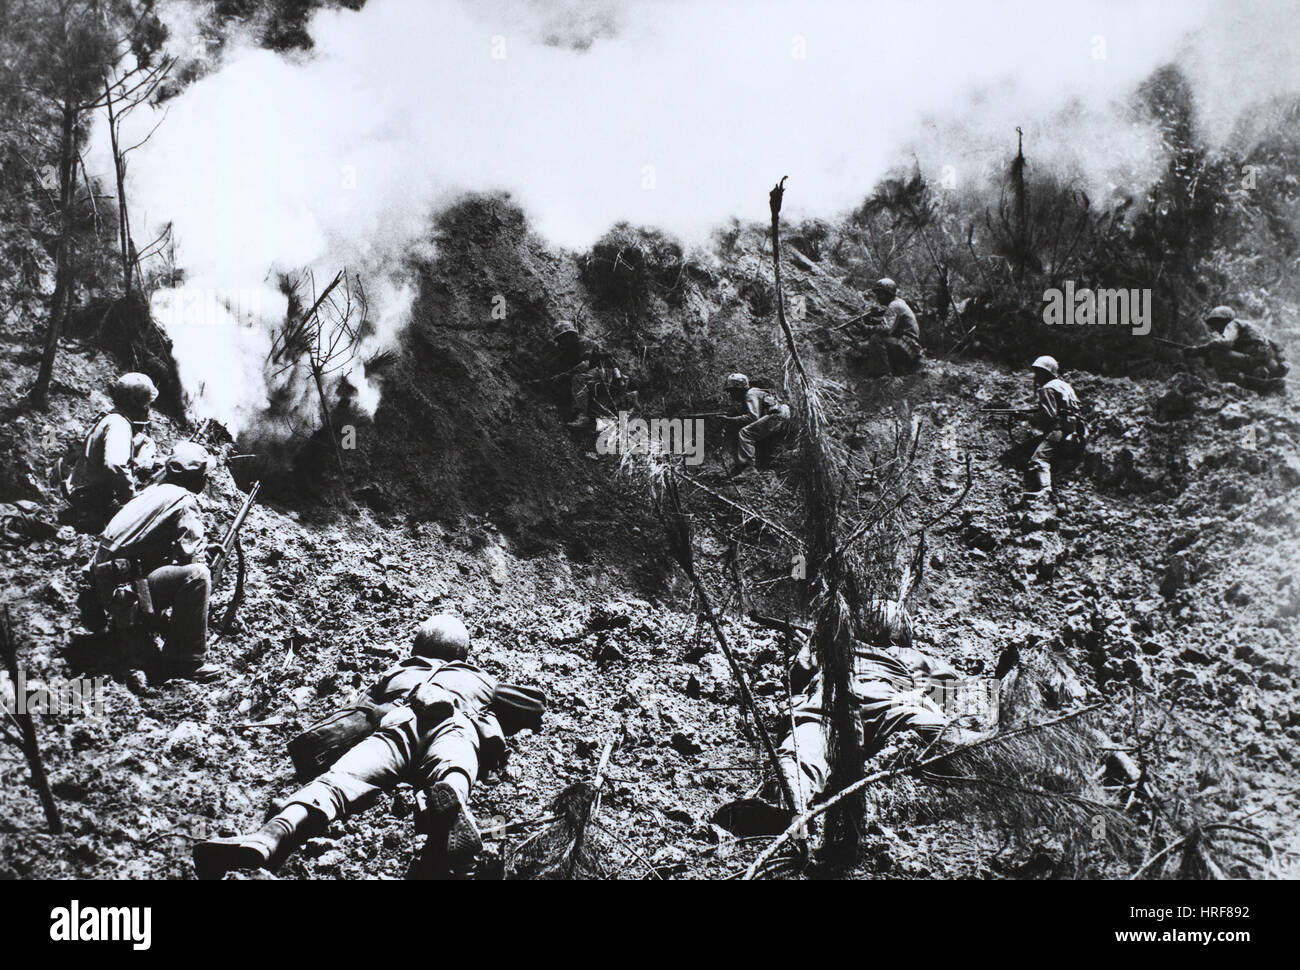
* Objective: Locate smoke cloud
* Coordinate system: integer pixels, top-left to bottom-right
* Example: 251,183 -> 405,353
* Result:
106,0 -> 1300,434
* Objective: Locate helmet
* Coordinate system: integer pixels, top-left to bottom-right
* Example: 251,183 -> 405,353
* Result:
164,442 -> 215,478
110,373 -> 158,412
552,320 -> 578,340
1031,355 -> 1059,378
873,278 -> 897,298
1205,305 -> 1234,325
412,613 -> 471,661
723,373 -> 749,392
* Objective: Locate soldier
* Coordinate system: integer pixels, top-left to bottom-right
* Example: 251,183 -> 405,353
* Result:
718,604 -> 994,831
548,320 -> 623,428
1192,305 -> 1288,393
83,442 -> 221,682
722,373 -> 791,476
193,614 -> 545,879
63,373 -> 161,530
851,278 -> 923,376
1015,355 -> 1085,500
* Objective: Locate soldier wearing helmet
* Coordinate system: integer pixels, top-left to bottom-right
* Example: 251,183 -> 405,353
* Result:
195,612 -> 546,879
1191,305 -> 1288,393
547,319 -> 624,428
850,278 -> 923,376
1019,356 -> 1084,499
84,442 -> 222,682
722,373 -> 791,476
63,372 -> 161,529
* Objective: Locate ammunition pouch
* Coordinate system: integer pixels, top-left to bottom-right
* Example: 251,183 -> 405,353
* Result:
288,700 -> 397,780
490,683 -> 546,735
90,558 -> 154,630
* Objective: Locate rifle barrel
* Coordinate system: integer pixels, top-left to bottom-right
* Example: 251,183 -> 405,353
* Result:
212,481 -> 261,586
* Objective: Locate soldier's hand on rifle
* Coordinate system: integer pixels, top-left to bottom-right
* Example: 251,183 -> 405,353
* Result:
206,541 -> 225,565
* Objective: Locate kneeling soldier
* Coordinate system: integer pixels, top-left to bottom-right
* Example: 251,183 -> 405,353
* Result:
193,613 -> 545,879
83,442 -> 220,682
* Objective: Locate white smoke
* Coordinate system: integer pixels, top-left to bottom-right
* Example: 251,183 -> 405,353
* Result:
107,0 -> 1300,433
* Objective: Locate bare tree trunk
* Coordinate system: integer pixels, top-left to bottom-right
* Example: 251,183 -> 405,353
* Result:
1012,126 -> 1028,282
310,357 -> 346,477
105,78 -> 134,296
30,98 -> 77,409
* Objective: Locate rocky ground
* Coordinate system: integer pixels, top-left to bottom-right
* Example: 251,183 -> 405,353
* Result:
2,213 -> 1297,880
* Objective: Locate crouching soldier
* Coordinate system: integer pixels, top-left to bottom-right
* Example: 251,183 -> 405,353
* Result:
548,320 -> 624,428
850,278 -> 923,376
1192,305 -> 1288,393
62,373 -> 161,531
722,373 -> 791,477
193,614 -> 546,879
82,442 -> 221,682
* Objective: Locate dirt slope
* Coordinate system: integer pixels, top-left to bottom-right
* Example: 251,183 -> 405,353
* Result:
1,205 -> 1297,880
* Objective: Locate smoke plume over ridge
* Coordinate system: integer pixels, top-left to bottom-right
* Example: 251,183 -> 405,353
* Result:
108,0 -> 1300,435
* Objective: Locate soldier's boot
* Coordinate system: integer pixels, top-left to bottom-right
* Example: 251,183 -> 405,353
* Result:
193,804 -> 316,880
170,661 -> 222,683
1021,466 -> 1051,503
422,774 -> 482,866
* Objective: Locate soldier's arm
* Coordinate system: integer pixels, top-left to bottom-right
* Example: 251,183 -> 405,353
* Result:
1033,386 -> 1059,427
744,387 -> 764,420
175,499 -> 207,564
102,417 -> 136,500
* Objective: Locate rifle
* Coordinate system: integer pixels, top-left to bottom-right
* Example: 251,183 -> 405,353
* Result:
750,613 -> 811,637
979,407 -> 1035,417
211,480 -> 260,588
679,411 -> 731,419
1154,336 -> 1207,353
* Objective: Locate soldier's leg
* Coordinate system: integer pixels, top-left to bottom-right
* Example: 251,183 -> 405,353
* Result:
860,335 -> 892,376
737,414 -> 782,468
883,337 -> 921,374
146,564 -> 212,676
412,714 -> 484,864
1027,434 -> 1059,494
778,712 -> 830,812
194,725 -> 415,879
569,370 -> 596,421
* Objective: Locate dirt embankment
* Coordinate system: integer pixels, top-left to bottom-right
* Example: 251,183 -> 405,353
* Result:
1,201 -> 1297,879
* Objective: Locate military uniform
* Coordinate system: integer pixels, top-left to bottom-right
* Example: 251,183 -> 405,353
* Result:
64,411 -> 158,530
88,482 -> 210,671
856,297 -> 922,375
1027,377 -> 1084,493
735,387 -> 791,467
194,647 -> 543,879
1204,319 -> 1288,386
551,333 -> 621,421
286,659 -> 506,827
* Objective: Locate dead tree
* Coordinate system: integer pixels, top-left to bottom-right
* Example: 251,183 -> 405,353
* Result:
268,269 -> 369,475
102,53 -> 173,296
13,0 -> 167,407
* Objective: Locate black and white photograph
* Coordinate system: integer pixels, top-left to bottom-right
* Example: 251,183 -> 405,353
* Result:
0,0 -> 1294,946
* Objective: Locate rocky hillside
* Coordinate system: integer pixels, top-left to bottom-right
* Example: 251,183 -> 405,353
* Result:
1,199 -> 1297,879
